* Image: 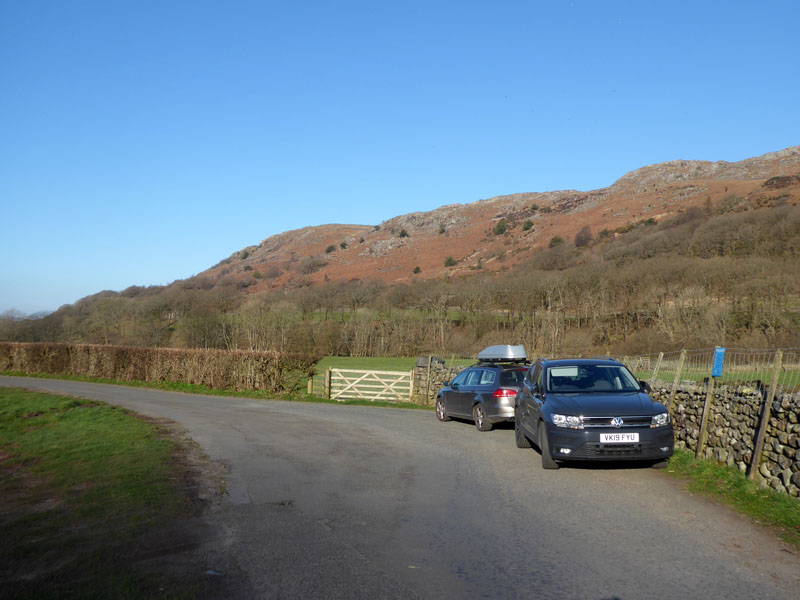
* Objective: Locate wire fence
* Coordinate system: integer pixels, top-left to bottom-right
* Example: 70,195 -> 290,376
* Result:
621,348 -> 800,393
619,347 -> 799,492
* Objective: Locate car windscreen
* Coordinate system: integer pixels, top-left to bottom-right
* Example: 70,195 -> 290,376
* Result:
546,365 -> 641,393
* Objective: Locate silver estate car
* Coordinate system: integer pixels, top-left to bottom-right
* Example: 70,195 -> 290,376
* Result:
435,345 -> 527,431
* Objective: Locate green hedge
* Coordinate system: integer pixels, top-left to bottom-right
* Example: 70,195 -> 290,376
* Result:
0,342 -> 319,394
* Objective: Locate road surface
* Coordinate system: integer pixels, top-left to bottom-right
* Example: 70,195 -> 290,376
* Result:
2,376 -> 799,599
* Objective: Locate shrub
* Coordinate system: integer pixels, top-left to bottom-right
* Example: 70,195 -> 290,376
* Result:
413,266 -> 421,274
574,225 -> 593,247
0,342 -> 319,394
615,223 -> 635,234
299,257 -> 327,274
493,220 -> 508,236
340,241 -> 348,249
244,265 -> 253,271
444,256 -> 457,267
549,236 -> 564,248
264,265 -> 282,279
522,220 -> 534,231
439,224 -> 446,234
325,245 -> 336,254
399,229 -> 409,238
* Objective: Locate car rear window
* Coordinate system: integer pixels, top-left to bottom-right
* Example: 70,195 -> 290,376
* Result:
499,369 -> 525,387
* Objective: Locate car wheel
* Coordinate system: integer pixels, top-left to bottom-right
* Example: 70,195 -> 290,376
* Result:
515,411 -> 531,448
650,459 -> 669,469
538,421 -> 558,470
435,397 -> 450,422
473,404 -> 493,432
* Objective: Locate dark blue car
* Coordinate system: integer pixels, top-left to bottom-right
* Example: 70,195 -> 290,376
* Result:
515,358 -> 674,469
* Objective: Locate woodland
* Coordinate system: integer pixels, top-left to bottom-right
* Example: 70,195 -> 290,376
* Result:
3,203 -> 799,358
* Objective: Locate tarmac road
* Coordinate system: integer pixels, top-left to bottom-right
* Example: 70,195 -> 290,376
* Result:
2,375 -> 799,599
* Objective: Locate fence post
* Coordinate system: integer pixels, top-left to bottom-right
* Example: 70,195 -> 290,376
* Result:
695,376 -> 715,459
649,352 -> 664,385
425,355 -> 432,401
307,376 -> 313,395
325,368 -> 332,400
666,350 -> 687,412
408,369 -> 415,403
747,350 -> 783,480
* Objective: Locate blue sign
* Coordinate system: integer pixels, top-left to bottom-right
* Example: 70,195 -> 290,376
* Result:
712,347 -> 726,378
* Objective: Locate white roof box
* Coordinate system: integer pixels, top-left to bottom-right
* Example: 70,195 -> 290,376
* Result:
477,344 -> 528,364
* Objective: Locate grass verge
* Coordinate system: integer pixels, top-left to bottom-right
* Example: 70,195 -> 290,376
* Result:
0,387 -> 207,599
666,449 -> 800,549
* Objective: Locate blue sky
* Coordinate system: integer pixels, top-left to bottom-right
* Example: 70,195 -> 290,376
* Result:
1,0 -> 798,315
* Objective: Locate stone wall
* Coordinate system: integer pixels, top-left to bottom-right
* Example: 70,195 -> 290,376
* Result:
412,357 -> 463,406
651,383 -> 800,497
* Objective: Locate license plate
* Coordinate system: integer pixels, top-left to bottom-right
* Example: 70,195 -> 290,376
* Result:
600,432 -> 639,443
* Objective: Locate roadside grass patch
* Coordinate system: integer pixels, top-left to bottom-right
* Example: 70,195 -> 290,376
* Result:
0,388 -> 202,598
666,449 -> 800,549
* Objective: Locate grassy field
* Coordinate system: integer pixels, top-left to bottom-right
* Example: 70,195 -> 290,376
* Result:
630,367 -> 800,388
310,355 -> 474,397
315,355 -> 474,372
0,388 -> 208,599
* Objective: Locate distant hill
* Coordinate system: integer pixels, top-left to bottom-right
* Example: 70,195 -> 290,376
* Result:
4,145 -> 800,356
199,146 -> 800,292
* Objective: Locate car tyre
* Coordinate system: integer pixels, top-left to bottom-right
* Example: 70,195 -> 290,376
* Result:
435,397 -> 450,422
473,404 -> 493,432
650,459 -> 669,469
538,421 -> 559,470
515,411 -> 531,448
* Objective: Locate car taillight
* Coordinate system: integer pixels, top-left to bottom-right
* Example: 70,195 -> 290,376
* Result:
493,388 -> 517,398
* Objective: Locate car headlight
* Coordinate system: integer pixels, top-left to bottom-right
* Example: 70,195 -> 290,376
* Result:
651,412 -> 671,428
552,414 -> 583,429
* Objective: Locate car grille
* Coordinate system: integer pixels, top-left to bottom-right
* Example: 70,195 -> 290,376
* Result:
580,444 -> 667,458
581,415 -> 652,428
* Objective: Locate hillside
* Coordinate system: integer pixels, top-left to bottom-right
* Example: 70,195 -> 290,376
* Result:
201,146 -> 800,292
3,145 -> 800,356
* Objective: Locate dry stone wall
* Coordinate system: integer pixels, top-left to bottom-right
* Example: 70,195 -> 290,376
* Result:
413,357 -> 463,406
651,383 -> 800,497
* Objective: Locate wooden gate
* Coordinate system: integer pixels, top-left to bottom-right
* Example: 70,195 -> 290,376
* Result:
326,368 -> 414,402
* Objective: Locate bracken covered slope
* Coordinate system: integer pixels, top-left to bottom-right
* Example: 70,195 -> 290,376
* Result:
202,146 -> 800,291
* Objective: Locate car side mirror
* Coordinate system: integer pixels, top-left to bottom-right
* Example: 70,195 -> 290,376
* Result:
639,380 -> 652,393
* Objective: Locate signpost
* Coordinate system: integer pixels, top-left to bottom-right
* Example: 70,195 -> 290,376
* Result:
712,346 -> 726,378
697,347 -> 725,459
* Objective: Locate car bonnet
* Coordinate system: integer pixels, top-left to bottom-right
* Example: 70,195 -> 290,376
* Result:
544,391 -> 663,417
